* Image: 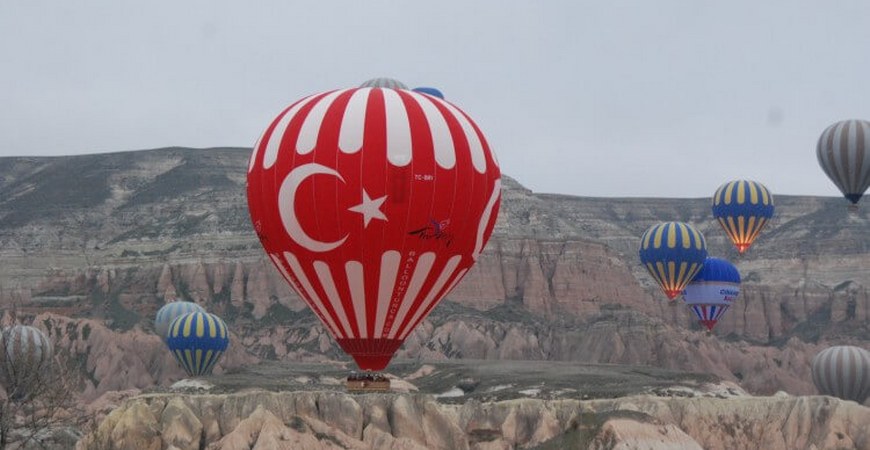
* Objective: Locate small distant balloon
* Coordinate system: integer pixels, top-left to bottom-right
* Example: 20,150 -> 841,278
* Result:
639,221 -> 707,300
412,87 -> 445,99
711,180 -> 774,254
155,301 -> 205,341
166,312 -> 229,377
817,119 -> 870,205
359,77 -> 408,90
0,325 -> 53,399
812,345 -> 870,404
682,257 -> 740,331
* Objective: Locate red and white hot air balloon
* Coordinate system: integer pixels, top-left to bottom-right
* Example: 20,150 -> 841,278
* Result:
247,84 -> 501,371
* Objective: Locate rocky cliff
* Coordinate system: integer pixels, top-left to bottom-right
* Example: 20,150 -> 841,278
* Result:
0,147 -> 867,401
78,390 -> 870,450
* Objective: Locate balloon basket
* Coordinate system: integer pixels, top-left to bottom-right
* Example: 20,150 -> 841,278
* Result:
848,203 -> 859,214
346,371 -> 390,393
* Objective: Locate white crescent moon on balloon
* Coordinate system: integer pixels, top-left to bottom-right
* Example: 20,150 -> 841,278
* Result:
278,163 -> 348,253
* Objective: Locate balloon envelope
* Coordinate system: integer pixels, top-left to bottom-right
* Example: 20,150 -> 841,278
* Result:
812,345 -> 870,404
166,312 -> 229,377
247,86 -> 501,371
359,77 -> 408,90
711,180 -> 774,253
817,120 -> 870,205
639,222 -> 707,300
155,301 -> 205,340
0,325 -> 53,399
413,87 -> 445,99
683,257 -> 740,331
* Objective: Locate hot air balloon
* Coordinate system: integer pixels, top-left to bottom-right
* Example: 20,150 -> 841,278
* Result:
682,257 -> 740,331
155,301 -> 205,341
711,180 -> 774,254
817,120 -> 870,205
639,222 -> 707,300
812,345 -> 870,404
413,87 -> 445,99
246,84 -> 501,372
166,312 -> 229,377
0,325 -> 53,400
359,77 -> 408,90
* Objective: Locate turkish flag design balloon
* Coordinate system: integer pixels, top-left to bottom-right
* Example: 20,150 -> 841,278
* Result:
247,87 -> 501,371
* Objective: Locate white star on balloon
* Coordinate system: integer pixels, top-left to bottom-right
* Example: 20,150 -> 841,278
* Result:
348,189 -> 388,228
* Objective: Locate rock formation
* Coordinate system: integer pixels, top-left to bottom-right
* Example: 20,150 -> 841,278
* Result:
78,391 -> 870,450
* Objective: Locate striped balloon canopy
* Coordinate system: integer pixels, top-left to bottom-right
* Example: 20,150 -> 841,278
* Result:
247,85 -> 501,371
360,77 -> 408,90
0,325 -> 53,399
811,345 -> 870,404
639,221 -> 707,300
817,119 -> 870,205
682,257 -> 740,331
167,312 -> 229,377
155,301 -> 205,341
712,180 -> 774,254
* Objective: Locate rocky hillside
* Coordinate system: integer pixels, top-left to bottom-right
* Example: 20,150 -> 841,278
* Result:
0,147 -> 867,399
78,390 -> 870,450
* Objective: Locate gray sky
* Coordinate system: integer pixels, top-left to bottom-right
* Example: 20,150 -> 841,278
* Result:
2,1 -> 869,198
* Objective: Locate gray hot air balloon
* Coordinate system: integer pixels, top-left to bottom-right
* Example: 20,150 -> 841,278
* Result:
811,345 -> 870,404
359,77 -> 408,90
155,301 -> 205,341
0,325 -> 53,400
817,119 -> 870,205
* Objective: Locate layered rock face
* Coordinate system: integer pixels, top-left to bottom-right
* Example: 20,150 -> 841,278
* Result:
0,148 -> 867,399
78,391 -> 870,450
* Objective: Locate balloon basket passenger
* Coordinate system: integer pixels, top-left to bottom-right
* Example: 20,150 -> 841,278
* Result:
346,371 -> 390,393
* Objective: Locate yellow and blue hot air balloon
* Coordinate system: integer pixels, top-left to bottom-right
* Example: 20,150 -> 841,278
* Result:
639,222 -> 707,300
711,180 -> 774,254
167,312 -> 229,377
682,257 -> 740,331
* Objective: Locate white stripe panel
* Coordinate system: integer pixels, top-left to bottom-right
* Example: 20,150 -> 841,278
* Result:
345,261 -> 367,339
278,252 -> 343,338
297,89 -> 349,155
406,91 -> 455,169
338,88 -> 371,154
399,255 -> 463,340
262,95 -> 318,169
313,261 -> 354,338
846,121 -> 858,190
375,251 -> 401,338
473,178 -> 502,260
248,133 -> 264,172
388,252 -> 437,339
436,98 -> 486,173
383,89 -> 413,166
401,267 -> 469,339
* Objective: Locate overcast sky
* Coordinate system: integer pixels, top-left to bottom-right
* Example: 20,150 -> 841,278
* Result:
2,1 -> 869,198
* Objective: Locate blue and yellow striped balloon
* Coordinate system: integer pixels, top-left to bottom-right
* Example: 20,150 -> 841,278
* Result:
155,301 -> 205,341
711,180 -> 774,254
166,312 -> 229,377
639,221 -> 707,300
